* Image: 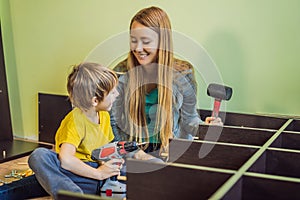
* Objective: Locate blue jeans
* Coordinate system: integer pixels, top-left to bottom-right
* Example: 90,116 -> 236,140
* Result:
28,147 -> 104,199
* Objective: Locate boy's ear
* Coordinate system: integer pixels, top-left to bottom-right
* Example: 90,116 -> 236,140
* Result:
92,96 -> 99,107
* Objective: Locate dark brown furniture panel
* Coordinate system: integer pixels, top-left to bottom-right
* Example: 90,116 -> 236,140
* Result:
0,21 -> 13,141
271,131 -> 300,150
197,125 -> 275,146
169,139 -> 257,170
38,93 -> 72,144
285,119 -> 300,132
224,175 -> 300,200
0,140 -> 53,163
127,159 -> 232,200
199,109 -> 287,130
248,149 -> 300,178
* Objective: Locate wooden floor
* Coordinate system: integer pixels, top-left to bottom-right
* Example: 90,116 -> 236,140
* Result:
0,156 -> 52,200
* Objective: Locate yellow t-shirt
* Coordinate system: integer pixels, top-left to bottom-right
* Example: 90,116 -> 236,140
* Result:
55,107 -> 114,162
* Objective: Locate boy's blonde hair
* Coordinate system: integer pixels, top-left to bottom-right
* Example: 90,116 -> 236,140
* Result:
67,62 -> 118,111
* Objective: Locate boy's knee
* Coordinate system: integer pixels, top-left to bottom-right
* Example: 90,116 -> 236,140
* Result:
28,148 -> 53,168
30,147 -> 50,159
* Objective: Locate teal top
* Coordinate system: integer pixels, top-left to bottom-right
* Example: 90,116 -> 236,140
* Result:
145,88 -> 160,143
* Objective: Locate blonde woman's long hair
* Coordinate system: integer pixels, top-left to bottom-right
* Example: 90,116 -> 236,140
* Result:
125,6 -> 173,152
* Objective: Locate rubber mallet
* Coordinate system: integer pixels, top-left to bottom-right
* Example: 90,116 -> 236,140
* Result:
207,83 -> 233,118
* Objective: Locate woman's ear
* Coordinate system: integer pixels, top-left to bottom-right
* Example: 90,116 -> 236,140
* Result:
92,96 -> 99,107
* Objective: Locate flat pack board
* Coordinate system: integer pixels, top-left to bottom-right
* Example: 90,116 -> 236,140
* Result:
0,22 -> 13,141
126,159 -> 233,200
38,93 -> 72,144
0,139 -> 53,163
127,111 -> 300,199
36,94 -> 300,199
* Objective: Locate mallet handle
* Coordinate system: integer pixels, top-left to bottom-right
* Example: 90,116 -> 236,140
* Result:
212,99 -> 221,118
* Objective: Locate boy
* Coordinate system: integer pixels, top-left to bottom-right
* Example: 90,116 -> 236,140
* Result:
28,62 -> 123,198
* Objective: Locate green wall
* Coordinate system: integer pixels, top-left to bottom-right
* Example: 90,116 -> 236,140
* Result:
1,0 -> 300,140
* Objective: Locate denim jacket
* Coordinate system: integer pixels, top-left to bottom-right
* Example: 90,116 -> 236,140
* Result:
110,59 -> 202,142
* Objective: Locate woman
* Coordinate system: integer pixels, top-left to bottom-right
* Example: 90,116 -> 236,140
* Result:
111,6 -> 220,154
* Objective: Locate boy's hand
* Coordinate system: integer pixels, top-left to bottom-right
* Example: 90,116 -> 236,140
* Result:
96,158 -> 124,180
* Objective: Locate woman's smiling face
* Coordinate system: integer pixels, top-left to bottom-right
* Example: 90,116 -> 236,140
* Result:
130,21 -> 159,66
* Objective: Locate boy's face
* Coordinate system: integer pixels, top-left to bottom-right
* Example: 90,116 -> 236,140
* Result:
96,86 -> 119,111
